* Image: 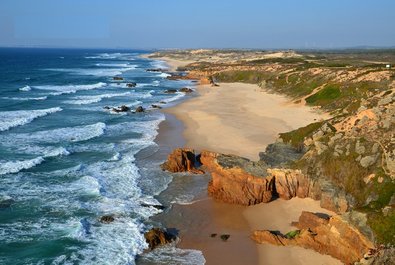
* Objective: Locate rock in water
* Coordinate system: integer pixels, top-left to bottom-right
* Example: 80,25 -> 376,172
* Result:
144,228 -> 176,250
100,215 -> 115,224
126,82 -> 137,88
164,89 -> 177,94
179,87 -> 193,93
135,106 -> 145,113
113,76 -> 123,81
161,148 -> 204,174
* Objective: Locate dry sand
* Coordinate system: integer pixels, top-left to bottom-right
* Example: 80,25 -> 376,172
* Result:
152,57 -> 342,265
166,82 -> 330,160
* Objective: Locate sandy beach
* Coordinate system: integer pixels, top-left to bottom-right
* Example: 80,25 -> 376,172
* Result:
154,57 -> 342,265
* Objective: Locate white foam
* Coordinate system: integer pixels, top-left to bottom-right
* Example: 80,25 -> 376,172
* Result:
2,96 -> 47,101
63,92 -> 132,105
35,82 -> 106,96
19,85 -> 31,91
0,157 -> 44,175
0,147 -> 69,175
140,245 -> 206,265
0,107 -> 62,132
158,72 -> 171,78
163,92 -> 185,103
95,63 -> 136,68
85,53 -> 136,60
2,122 -> 106,145
70,175 -> 101,196
151,60 -> 169,70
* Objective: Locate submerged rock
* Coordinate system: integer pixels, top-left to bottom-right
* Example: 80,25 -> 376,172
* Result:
144,228 -> 176,250
113,76 -> 123,81
161,148 -> 204,174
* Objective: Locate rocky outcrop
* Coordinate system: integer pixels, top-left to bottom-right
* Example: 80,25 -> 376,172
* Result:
144,228 -> 176,250
113,76 -> 123,80
268,168 -> 310,200
251,211 -> 374,265
200,151 -> 274,205
259,142 -> 304,167
161,148 -> 204,174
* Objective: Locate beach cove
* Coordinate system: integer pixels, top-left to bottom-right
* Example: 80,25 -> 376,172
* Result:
144,56 -> 342,265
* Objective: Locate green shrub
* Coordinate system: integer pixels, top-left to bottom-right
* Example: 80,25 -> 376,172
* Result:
305,85 -> 341,106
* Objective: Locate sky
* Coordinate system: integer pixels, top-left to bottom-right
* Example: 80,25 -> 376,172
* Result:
0,0 -> 394,49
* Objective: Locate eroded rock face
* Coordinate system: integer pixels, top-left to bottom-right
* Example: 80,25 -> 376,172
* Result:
200,151 -> 274,205
144,228 -> 176,250
267,168 -> 310,200
251,211 -> 374,265
161,148 -> 204,174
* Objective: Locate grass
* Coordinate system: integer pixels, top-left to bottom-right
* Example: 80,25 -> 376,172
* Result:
285,230 -> 301,239
279,121 -> 324,148
367,210 -> 395,245
305,84 -> 341,106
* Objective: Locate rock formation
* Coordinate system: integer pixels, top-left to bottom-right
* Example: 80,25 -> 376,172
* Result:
144,228 -> 176,250
200,151 -> 274,205
251,211 -> 374,264
161,148 -> 204,174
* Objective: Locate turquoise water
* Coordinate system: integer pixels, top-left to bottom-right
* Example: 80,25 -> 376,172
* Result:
0,48 -> 204,264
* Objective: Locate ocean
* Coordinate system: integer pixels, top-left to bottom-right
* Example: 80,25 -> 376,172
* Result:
0,48 -> 205,265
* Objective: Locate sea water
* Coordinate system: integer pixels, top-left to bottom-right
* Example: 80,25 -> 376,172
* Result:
0,48 -> 205,265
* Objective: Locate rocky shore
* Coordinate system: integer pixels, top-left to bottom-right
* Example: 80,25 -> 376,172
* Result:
140,49 -> 394,264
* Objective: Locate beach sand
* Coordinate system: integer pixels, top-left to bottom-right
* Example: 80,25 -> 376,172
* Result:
165,82 -> 330,161
152,57 -> 342,265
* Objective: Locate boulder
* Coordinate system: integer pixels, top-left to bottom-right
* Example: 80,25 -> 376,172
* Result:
113,76 -> 123,81
112,105 -> 130,113
135,106 -> 145,113
161,148 -> 204,174
144,228 -> 176,250
164,89 -> 177,94
252,211 -> 374,265
151,104 -> 162,109
146,68 -> 165,72
179,87 -> 193,93
100,215 -> 115,224
126,82 -> 137,88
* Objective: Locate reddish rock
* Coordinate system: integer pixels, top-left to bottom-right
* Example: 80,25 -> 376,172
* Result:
144,228 -> 176,250
267,168 -> 310,200
161,148 -> 204,174
200,151 -> 274,205
251,211 -> 374,265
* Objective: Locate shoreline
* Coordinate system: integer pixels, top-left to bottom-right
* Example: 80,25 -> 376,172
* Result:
149,56 -> 342,264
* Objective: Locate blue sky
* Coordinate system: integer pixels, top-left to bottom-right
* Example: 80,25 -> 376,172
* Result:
0,0 -> 394,49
